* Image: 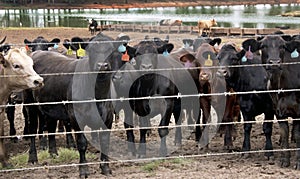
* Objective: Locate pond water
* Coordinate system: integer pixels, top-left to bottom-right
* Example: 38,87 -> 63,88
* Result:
1,3 -> 300,28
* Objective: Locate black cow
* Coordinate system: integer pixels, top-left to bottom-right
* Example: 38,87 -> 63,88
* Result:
88,19 -> 98,35
24,33 -> 125,177
217,41 -> 275,159
245,35 -> 300,169
24,36 -> 60,52
112,37 -> 199,157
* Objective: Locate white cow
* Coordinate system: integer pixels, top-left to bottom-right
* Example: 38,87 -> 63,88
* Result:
0,39 -> 43,167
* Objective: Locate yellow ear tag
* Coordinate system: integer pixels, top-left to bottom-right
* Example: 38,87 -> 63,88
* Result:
122,51 -> 130,62
67,46 -> 73,56
77,43 -> 86,57
204,54 -> 213,66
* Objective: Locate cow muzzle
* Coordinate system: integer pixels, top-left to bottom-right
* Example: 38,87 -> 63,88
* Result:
32,76 -> 44,89
217,68 -> 228,78
199,72 -> 210,81
97,62 -> 110,71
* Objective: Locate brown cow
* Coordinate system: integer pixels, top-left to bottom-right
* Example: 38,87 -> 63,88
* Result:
0,41 -> 43,167
198,19 -> 217,36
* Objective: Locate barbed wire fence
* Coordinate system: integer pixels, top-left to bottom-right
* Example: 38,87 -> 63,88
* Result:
1,34 -> 300,174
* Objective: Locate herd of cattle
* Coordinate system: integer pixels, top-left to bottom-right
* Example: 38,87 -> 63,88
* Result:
0,29 -> 300,177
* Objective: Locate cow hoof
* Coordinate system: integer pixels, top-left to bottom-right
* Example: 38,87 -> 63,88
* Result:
100,164 -> 112,176
223,145 -> 234,151
295,162 -> 300,170
264,153 -> 274,161
2,161 -> 12,168
241,153 -> 251,159
280,158 -> 290,168
79,165 -> 90,178
137,154 -> 146,158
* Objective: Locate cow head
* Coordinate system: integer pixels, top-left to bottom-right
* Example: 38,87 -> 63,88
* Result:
24,36 -> 60,52
1,48 -> 44,91
217,43 -> 245,80
183,37 -> 221,52
85,33 -> 127,72
195,42 -> 220,84
243,35 -> 299,70
126,37 -> 174,71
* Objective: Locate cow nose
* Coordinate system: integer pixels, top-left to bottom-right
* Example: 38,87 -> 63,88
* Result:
33,77 -> 44,88
269,59 -> 281,65
141,64 -> 152,70
200,72 -> 210,81
97,62 -> 110,71
217,68 -> 227,77
113,73 -> 122,81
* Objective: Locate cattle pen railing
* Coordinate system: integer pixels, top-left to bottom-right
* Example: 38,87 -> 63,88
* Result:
105,24 -> 281,36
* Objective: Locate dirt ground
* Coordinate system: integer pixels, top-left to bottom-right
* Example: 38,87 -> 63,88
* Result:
0,28 -> 300,178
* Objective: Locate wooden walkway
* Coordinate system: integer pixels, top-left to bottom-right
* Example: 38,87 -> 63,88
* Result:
105,24 -> 280,36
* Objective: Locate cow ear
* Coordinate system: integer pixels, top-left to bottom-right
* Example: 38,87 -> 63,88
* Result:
0,54 -> 7,68
126,46 -> 136,59
0,36 -> 6,45
182,39 -> 193,47
24,39 -> 33,47
50,38 -> 60,44
237,50 -> 246,60
281,35 -> 292,41
285,40 -> 300,53
157,43 -> 174,54
256,35 -> 264,41
242,39 -> 260,52
209,38 -> 222,46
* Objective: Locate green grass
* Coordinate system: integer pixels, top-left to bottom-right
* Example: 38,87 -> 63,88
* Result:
1,148 -> 98,169
141,158 -> 192,172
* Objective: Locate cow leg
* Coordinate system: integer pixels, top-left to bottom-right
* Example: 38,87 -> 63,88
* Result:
62,119 -> 76,149
195,109 -> 202,142
76,132 -> 89,178
27,105 -> 39,164
198,97 -> 211,149
263,120 -> 274,159
38,112 -> 48,150
48,119 -> 58,157
99,129 -> 112,175
242,116 -> 252,158
99,109 -> 113,176
22,106 -> 29,137
278,120 -> 290,168
138,117 -> 148,158
224,124 -> 234,150
158,99 -> 174,157
123,107 -> 136,156
293,121 -> 300,170
173,99 -> 182,146
0,111 -> 9,167
6,104 -> 17,142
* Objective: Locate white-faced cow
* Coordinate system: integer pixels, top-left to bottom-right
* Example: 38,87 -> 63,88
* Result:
0,36 -> 43,167
244,34 -> 300,169
24,33 -> 125,177
197,19 -> 217,36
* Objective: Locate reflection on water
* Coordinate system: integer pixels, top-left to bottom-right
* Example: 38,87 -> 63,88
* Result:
0,4 -> 300,28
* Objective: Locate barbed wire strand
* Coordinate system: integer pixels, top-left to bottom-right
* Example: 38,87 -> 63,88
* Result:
1,117 -> 299,140
2,88 -> 300,109
0,147 -> 299,173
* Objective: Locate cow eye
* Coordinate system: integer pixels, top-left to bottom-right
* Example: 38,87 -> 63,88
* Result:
13,64 -> 20,69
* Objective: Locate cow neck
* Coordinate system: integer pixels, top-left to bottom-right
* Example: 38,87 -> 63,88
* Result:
0,67 -> 12,105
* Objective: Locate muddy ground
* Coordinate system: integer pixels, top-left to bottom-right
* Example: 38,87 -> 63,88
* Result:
0,28 -> 300,178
